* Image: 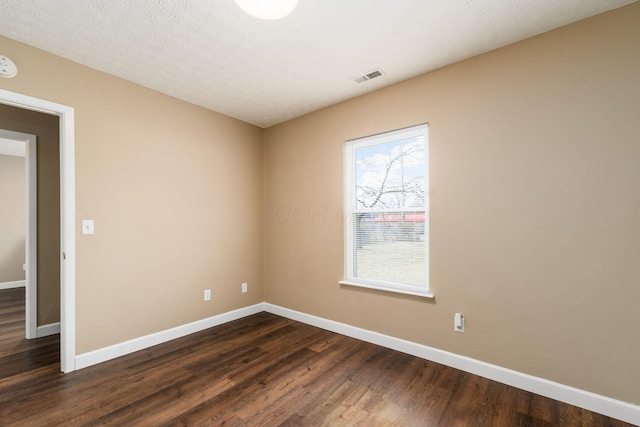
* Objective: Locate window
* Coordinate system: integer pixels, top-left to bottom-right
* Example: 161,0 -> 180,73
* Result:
341,124 -> 431,297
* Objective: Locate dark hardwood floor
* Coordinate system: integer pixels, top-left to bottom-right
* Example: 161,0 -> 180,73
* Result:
0,288 -> 632,426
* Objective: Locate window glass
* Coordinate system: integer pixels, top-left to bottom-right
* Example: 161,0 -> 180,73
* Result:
343,124 -> 429,296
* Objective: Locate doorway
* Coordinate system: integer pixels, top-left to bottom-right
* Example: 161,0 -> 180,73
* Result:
0,89 -> 75,373
0,130 -> 37,339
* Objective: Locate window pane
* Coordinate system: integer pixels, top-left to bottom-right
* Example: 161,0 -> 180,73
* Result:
355,137 -> 425,210
354,212 -> 426,286
344,123 -> 429,294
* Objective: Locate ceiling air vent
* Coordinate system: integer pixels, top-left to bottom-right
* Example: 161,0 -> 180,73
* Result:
351,68 -> 385,84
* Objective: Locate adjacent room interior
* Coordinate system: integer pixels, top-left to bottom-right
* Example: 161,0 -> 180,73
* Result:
0,0 -> 638,425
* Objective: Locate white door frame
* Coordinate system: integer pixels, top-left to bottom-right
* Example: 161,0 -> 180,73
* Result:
0,88 -> 76,373
0,129 -> 37,339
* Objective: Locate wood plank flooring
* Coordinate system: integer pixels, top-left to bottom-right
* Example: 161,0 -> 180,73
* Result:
0,288 -> 632,426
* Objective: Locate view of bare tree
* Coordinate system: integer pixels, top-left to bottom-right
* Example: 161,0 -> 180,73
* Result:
356,141 -> 425,210
347,126 -> 428,287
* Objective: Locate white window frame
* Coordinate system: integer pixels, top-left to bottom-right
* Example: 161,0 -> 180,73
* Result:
340,124 -> 433,298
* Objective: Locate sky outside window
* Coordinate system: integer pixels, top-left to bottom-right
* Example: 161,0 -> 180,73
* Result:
354,137 -> 426,211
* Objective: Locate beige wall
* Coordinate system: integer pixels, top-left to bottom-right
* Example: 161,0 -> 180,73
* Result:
0,1 -> 638,407
0,154 -> 25,283
0,36 -> 264,353
264,3 -> 640,405
0,105 -> 61,325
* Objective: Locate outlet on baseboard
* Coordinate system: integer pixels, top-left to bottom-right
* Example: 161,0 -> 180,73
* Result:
242,282 -> 248,293
204,289 -> 211,301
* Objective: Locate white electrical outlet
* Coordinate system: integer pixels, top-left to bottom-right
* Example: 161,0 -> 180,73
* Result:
204,289 -> 211,301
454,313 -> 465,333
242,282 -> 248,293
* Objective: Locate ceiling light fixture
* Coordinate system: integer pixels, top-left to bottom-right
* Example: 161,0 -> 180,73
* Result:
233,0 -> 298,20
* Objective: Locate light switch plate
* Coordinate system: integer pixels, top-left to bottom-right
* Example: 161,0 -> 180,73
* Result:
454,313 -> 465,333
81,220 -> 95,235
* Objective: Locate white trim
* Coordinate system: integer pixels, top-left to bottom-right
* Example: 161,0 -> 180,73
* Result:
25,132 -> 37,339
339,280 -> 434,299
59,100 -> 76,373
0,280 -> 26,290
75,303 -> 265,370
0,88 -> 76,373
36,322 -> 61,337
263,303 -> 640,426
0,129 -> 37,338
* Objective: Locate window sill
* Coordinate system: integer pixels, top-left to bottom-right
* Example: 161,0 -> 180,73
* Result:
339,280 -> 435,299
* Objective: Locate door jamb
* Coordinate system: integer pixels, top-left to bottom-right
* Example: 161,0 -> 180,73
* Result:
0,88 -> 76,373
0,129 -> 37,338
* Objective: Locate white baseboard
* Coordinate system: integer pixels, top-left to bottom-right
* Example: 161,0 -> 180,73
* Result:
69,301 -> 639,425
75,303 -> 265,371
36,322 -> 60,337
0,280 -> 25,290
263,303 -> 640,426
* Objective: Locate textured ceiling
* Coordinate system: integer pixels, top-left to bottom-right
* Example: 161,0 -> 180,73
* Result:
0,0 -> 635,128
